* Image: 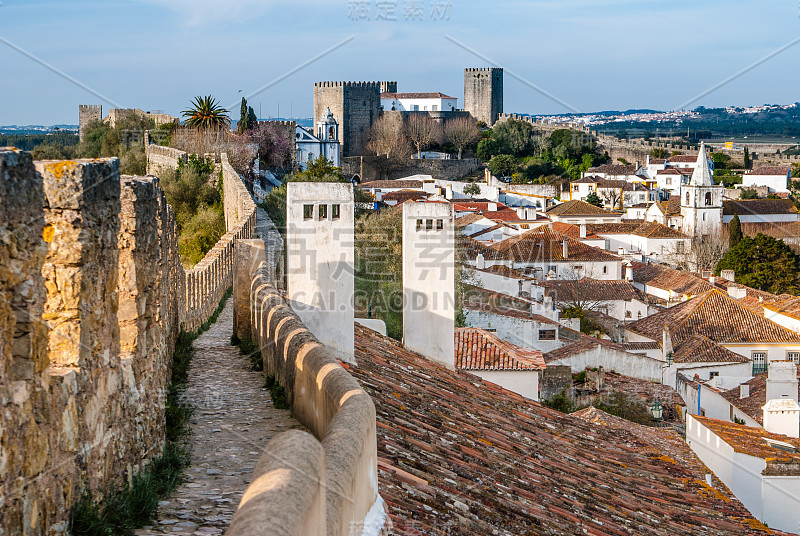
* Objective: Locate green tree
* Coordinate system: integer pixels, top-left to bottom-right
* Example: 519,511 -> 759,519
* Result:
728,213 -> 743,248
476,137 -> 501,161
650,148 -> 668,159
488,154 -> 517,178
740,188 -> 759,199
492,119 -> 537,157
182,95 -> 230,130
463,181 -> 481,197
743,147 -> 751,169
586,192 -> 602,207
711,151 -> 730,169
716,234 -> 800,294
238,97 -> 249,133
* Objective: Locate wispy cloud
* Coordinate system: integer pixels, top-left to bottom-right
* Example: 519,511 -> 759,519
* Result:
134,0 -> 281,26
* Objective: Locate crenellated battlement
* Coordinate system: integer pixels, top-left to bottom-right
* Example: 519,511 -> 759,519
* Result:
314,80 -> 396,89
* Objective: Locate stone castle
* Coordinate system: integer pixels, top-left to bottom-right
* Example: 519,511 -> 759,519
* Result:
77,105 -> 179,142
314,68 -> 505,157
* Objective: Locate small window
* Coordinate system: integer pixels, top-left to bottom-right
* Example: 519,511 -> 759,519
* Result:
303,204 -> 313,220
666,178 -> 672,185
625,310 -> 632,318
573,265 -> 584,271
602,266 -> 608,274
788,351 -> 800,365
685,192 -> 690,205
416,219 -> 423,231
436,219 -> 443,230
676,241 -> 685,254
752,352 -> 767,375
709,371 -> 719,379
319,204 -> 328,220
538,329 -> 556,341
426,219 -> 433,230
332,204 -> 341,220
705,192 -> 712,206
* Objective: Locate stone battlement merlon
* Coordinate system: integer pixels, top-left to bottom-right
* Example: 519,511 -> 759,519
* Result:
313,80 -> 397,88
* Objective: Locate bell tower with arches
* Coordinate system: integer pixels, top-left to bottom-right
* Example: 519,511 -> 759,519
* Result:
680,142 -> 722,238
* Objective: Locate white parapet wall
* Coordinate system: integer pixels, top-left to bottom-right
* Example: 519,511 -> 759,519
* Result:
402,201 -> 455,367
286,182 -> 355,361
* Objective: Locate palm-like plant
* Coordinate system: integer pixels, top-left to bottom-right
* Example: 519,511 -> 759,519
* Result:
182,96 -> 231,130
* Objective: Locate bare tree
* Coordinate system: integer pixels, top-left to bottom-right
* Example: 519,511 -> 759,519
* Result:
663,230 -> 729,272
544,269 -> 610,314
367,114 -> 412,161
444,116 -> 481,159
405,114 -> 441,159
598,188 -> 622,210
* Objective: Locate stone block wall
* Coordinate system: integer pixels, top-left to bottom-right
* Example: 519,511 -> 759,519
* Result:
144,143 -> 187,176
343,155 -> 480,182
313,82 -> 389,157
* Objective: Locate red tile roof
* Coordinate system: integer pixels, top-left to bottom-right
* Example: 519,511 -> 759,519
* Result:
586,163 -> 639,174
360,179 -> 423,189
546,199 -> 621,217
626,289 -> 800,345
452,201 -> 511,213
587,221 -> 689,239
350,324 -> 778,535
670,334 -> 750,364
723,198 -> 798,216
550,222 -> 602,239
667,155 -> 700,163
463,301 -> 559,325
747,165 -> 791,176
632,261 -> 714,295
455,328 -> 545,371
491,226 -> 622,263
657,168 -> 692,175
722,371 -> 800,425
381,92 -> 457,100
692,415 -> 800,462
380,189 -> 429,203
482,209 -> 523,222
540,277 -> 647,302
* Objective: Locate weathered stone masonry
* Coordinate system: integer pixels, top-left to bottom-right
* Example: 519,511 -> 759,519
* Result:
0,147 -> 255,535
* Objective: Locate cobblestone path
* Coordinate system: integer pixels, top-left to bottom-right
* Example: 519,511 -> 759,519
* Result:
136,301 -> 299,535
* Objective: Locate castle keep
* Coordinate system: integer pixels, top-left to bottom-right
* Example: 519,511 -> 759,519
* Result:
313,81 -> 397,157
78,104 -> 102,141
464,67 -> 503,125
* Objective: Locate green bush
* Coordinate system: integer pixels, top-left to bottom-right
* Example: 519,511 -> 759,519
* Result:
264,375 -> 289,409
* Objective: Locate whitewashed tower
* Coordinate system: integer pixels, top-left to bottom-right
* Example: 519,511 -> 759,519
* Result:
287,182 -> 354,361
680,142 -> 723,237
316,107 -> 341,168
402,201 -> 455,367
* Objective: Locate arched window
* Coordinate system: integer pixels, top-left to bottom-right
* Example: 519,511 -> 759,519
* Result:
329,126 -> 335,139
705,192 -> 712,206
685,192 -> 690,205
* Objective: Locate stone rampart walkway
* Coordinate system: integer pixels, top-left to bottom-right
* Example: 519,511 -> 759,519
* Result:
136,301 -> 299,536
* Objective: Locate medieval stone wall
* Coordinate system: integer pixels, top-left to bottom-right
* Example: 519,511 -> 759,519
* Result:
0,145 -> 257,533
144,143 -> 188,176
78,104 -> 102,142
464,68 -> 503,125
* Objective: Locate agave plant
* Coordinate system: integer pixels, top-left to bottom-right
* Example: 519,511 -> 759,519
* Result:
181,96 -> 231,130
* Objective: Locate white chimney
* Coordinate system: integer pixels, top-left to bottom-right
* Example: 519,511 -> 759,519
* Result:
662,324 -> 674,361
476,253 -> 486,270
516,206 -> 524,219
488,202 -> 497,212
543,295 -> 554,310
766,361 -> 799,403
709,275 -> 716,286
721,269 -> 735,282
618,247 -> 625,256
484,167 -> 491,184
740,384 -> 750,399
579,224 -> 587,239
727,286 -> 747,300
625,263 -> 634,281
763,398 -> 800,438
445,184 -> 453,200
562,239 -> 569,259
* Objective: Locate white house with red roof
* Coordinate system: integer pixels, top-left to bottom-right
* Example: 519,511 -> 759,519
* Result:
463,302 -> 564,353
743,165 -> 791,193
455,328 -> 546,401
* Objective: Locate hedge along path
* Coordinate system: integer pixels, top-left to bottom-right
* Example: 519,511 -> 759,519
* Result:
136,301 -> 300,536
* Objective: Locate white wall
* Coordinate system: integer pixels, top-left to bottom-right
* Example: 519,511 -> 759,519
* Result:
743,173 -> 789,193
722,213 -> 798,224
464,309 -> 563,353
547,344 -> 663,382
471,370 -> 540,401
686,416 -> 766,521
287,182 -> 355,361
403,202 -> 455,367
764,309 -> 800,335
464,268 -> 543,301
762,477 -> 800,533
677,378 -> 761,427
381,97 -> 458,112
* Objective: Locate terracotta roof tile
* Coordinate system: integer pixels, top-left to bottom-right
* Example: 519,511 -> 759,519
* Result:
463,301 -> 559,325
587,221 -> 689,239
360,179 -> 423,189
723,199 -> 798,216
382,91 -> 457,100
626,289 -> 800,345
380,189 -> 429,203
692,415 -> 800,461
632,261 -> 714,295
546,199 -> 621,217
747,165 -> 791,176
586,163 -> 639,174
671,334 -> 750,364
667,155 -> 700,163
455,328 -> 545,371
491,226 -> 622,263
540,277 -> 647,302
351,325 -> 778,534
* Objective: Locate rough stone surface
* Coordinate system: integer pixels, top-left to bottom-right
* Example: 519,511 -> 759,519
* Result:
136,302 -> 299,536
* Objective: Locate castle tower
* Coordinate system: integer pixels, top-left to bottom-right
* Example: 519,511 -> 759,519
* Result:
680,142 -> 722,238
402,201 -> 455,368
78,104 -> 102,142
313,81 -> 397,158
286,182 -> 354,362
464,68 -> 503,125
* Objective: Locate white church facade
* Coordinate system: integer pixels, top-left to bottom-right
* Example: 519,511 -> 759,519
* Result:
295,107 -> 341,170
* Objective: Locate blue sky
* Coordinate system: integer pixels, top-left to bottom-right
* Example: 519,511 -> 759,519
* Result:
1,0 -> 799,125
